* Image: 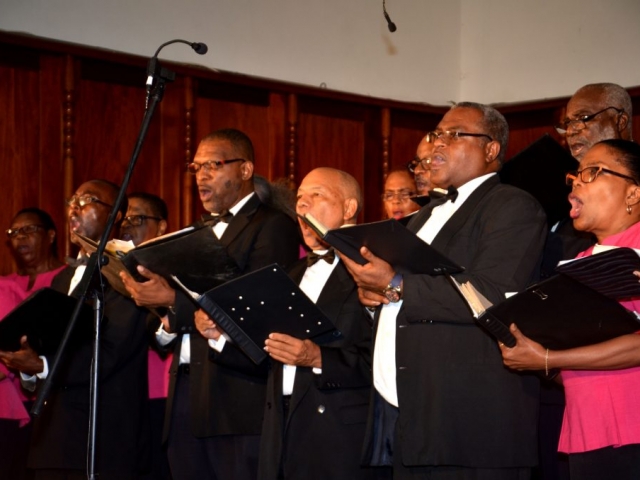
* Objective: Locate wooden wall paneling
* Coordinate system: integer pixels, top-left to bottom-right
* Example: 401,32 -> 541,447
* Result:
74,58 -> 156,188
0,45 -> 65,274
39,53 -> 67,258
266,92 -> 287,182
296,96 -> 368,217
502,106 -> 565,160
362,107 -> 383,222
389,109 -> 442,170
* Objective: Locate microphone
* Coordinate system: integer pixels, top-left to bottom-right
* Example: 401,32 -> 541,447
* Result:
382,0 -> 397,32
146,39 -> 208,107
191,42 -> 208,55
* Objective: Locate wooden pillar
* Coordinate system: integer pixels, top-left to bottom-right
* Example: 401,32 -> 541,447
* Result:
182,76 -> 195,226
286,93 -> 298,184
62,54 -> 76,257
381,107 -> 391,180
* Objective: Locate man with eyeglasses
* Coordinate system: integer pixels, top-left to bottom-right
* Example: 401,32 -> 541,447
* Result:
117,191 -> 173,480
120,192 -> 168,247
0,179 -> 152,479
342,102 -> 547,480
120,128 -> 300,480
557,83 -> 633,162
407,135 -> 436,196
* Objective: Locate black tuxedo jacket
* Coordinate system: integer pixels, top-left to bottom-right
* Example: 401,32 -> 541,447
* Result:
165,194 -> 301,439
28,266 -> 151,476
258,260 -> 376,480
363,176 -> 548,469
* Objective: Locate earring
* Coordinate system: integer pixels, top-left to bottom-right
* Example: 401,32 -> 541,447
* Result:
627,204 -> 632,215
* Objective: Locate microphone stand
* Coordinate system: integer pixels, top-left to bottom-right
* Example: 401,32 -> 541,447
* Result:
31,57 -> 176,480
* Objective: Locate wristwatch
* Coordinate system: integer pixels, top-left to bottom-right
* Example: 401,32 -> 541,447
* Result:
383,273 -> 403,302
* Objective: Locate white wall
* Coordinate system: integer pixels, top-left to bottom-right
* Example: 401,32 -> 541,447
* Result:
1,0 -> 638,105
460,0 -> 640,104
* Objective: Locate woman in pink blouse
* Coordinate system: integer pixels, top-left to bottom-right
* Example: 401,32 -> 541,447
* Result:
500,140 -> 640,480
0,207 -> 65,480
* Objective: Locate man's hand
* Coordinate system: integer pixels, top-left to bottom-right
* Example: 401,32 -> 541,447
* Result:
340,247 -> 395,307
264,333 -> 322,368
120,266 -> 176,308
0,336 -> 44,376
357,287 -> 388,309
194,309 -> 222,340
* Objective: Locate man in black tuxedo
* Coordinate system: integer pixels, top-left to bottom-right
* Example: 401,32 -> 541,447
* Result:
121,129 -> 300,480
342,103 -> 548,480
0,179 -> 151,480
196,167 -> 384,479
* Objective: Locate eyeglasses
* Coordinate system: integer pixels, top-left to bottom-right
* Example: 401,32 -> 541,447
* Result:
427,130 -> 493,144
66,194 -> 113,209
381,190 -> 416,202
565,166 -> 638,186
186,158 -> 245,174
122,215 -> 164,226
6,224 -> 45,238
554,106 -> 623,135
407,157 -> 431,173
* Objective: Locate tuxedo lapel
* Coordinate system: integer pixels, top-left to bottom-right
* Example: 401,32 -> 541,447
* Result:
219,194 -> 261,247
285,262 -> 352,426
405,189 -> 458,234
315,263 -> 353,322
430,176 -> 499,251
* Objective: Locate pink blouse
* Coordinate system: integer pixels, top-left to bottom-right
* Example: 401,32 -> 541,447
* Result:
0,266 -> 66,424
559,221 -> 640,453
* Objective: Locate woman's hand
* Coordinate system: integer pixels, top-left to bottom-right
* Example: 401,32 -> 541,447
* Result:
499,323 -> 548,371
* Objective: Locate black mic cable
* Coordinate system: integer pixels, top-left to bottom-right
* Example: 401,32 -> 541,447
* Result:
383,0 -> 397,32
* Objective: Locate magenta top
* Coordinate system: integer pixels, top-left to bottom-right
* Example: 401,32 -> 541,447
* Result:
148,349 -> 172,399
559,221 -> 640,453
0,266 -> 66,423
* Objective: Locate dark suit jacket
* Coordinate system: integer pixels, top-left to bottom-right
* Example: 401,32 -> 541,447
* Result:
28,266 -> 151,477
258,260 -> 375,480
164,194 -> 301,439
363,175 -> 547,469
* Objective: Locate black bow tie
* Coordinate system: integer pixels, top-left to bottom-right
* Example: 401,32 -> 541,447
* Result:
306,248 -> 336,267
429,185 -> 458,204
201,211 -> 233,226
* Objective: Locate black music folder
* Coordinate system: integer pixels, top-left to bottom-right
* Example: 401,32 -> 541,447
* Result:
0,288 -> 92,355
299,214 -> 463,275
77,225 -> 240,294
173,264 -> 337,364
451,247 -> 640,349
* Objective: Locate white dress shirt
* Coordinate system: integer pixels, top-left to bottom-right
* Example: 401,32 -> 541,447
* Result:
373,173 -> 496,406
155,192 -> 256,363
282,251 -> 338,395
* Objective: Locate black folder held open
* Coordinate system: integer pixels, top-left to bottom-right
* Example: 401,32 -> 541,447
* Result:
451,247 -> 640,350
299,213 -> 463,275
75,225 -> 240,295
0,288 -> 92,355
173,264 -> 337,364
